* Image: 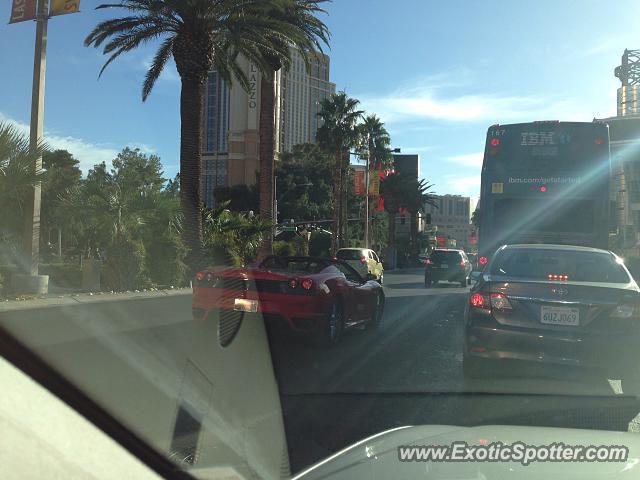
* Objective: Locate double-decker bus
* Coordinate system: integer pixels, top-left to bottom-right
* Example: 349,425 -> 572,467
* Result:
477,121 -> 611,267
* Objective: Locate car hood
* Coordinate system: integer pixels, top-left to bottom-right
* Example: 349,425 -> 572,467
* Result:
293,424 -> 640,479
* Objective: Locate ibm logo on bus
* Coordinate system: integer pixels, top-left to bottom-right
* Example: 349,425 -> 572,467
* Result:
521,132 -> 571,146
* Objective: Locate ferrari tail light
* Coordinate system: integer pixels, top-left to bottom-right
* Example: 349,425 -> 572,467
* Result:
288,279 -> 298,289
360,256 -> 367,264
301,278 -> 314,290
195,272 -> 205,282
459,261 -> 465,267
479,256 -> 488,266
426,259 -> 433,265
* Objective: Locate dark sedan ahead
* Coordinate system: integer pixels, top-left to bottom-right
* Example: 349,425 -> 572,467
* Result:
424,249 -> 472,287
463,244 -> 640,386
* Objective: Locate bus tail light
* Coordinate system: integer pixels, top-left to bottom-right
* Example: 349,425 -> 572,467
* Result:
539,185 -> 547,193
595,137 -> 604,145
490,138 -> 500,146
426,258 -> 433,265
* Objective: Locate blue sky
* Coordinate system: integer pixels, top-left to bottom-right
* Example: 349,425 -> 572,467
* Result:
0,0 -> 637,199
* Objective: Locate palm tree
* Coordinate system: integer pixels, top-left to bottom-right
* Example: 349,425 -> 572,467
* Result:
471,207 -> 480,228
379,173 -> 404,254
358,114 -> 392,247
85,0 -> 296,272
405,179 -> 438,261
317,92 -> 363,252
380,173 -> 437,263
0,122 -> 44,270
256,0 -> 330,259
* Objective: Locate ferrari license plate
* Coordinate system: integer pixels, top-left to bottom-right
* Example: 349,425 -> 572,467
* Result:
540,306 -> 579,326
234,298 -> 258,313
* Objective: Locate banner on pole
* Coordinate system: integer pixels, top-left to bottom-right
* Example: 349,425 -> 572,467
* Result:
9,0 -> 37,24
354,171 -> 365,196
369,170 -> 381,196
50,0 -> 80,17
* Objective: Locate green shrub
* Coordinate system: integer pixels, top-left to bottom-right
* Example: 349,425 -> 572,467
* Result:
293,235 -> 309,256
102,236 -> 147,291
273,240 -> 296,257
39,263 -> 82,289
309,231 -> 332,257
145,233 -> 187,287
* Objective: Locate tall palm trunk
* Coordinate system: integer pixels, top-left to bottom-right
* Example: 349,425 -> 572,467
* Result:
258,74 -> 275,260
341,150 -> 348,248
409,211 -> 418,261
179,76 -> 205,272
331,144 -> 342,254
387,208 -> 396,250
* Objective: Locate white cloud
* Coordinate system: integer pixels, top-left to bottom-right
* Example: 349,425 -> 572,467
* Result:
357,82 -> 592,124
399,145 -> 439,154
0,112 -> 152,173
446,152 -> 483,167
444,175 -> 481,196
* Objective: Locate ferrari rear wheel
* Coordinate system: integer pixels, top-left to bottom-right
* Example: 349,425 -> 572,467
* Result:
315,299 -> 344,347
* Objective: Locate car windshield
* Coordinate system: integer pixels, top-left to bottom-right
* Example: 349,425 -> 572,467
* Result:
336,250 -> 364,260
490,249 -> 631,283
4,1 -> 640,479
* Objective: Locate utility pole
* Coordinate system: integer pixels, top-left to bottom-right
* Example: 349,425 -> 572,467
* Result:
14,0 -> 50,295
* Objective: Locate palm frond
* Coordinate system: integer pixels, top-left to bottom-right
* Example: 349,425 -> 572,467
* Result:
142,36 -> 175,100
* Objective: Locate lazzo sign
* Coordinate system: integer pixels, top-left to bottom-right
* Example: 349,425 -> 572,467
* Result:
248,64 -> 258,110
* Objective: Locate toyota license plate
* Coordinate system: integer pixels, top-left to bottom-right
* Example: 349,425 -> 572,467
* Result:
234,298 -> 258,313
540,306 -> 579,326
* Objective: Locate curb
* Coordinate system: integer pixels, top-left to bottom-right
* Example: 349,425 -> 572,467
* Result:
0,288 -> 192,313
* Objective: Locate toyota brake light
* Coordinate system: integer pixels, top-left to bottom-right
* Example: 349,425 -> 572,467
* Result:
490,293 -> 512,310
470,293 -> 488,309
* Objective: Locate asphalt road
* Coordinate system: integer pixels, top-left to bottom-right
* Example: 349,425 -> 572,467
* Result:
270,269 -> 640,473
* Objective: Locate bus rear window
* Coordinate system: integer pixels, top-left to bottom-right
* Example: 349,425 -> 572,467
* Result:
493,199 -> 594,234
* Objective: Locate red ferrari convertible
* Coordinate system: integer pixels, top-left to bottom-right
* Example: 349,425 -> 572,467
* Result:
192,256 -> 385,346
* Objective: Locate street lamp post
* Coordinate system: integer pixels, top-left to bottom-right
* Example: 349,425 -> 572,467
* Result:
13,0 -> 50,295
